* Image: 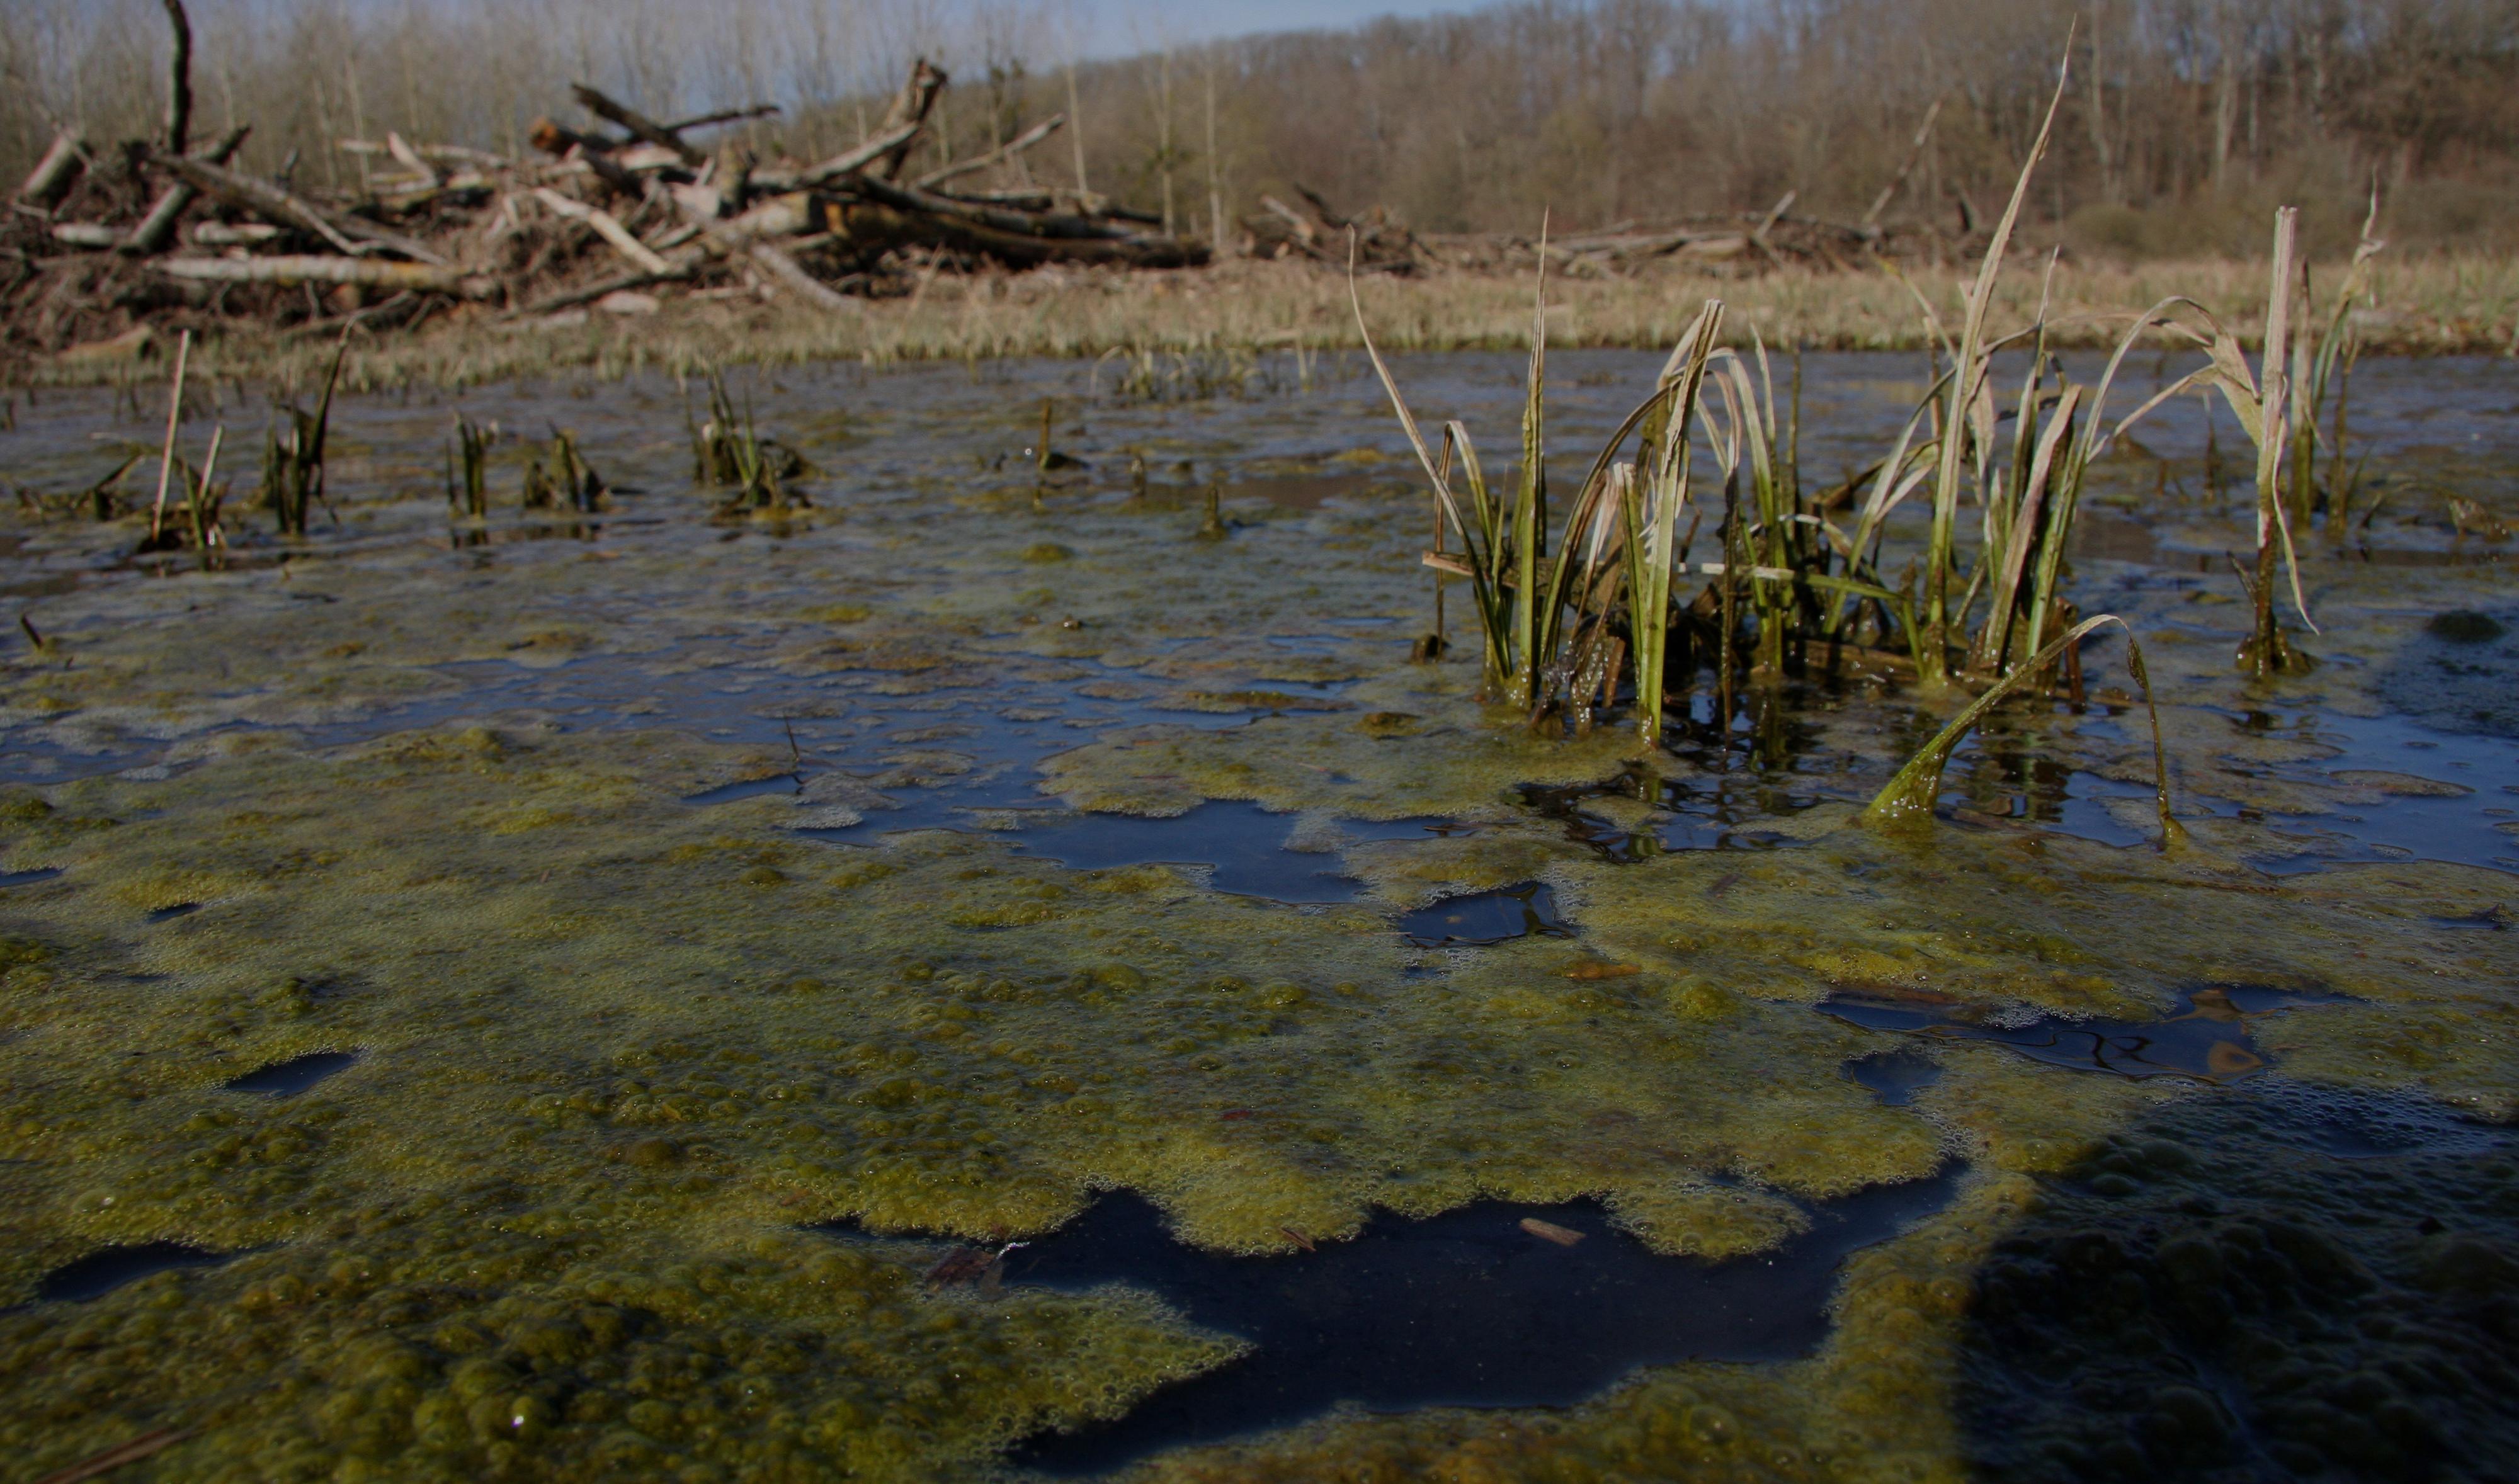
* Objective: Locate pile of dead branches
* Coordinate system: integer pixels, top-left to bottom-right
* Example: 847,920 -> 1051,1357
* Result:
2,5 -> 1204,361
1243,187 -> 1428,275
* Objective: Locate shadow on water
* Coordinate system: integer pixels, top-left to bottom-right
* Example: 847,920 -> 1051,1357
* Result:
1955,1082 -> 2518,1483
957,1168 -> 1965,1473
1841,1045 -> 1946,1105
1821,984 -> 2346,1082
35,1242 -> 232,1303
222,1050 -> 360,1097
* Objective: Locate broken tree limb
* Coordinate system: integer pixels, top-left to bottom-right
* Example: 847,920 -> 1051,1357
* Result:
1862,96 -> 1945,230
750,123 -> 923,193
873,61 -> 948,181
527,119 -> 640,194
145,152 -> 361,255
689,191 -> 816,257
151,254 -> 496,298
147,150 -> 446,264
533,188 -> 672,275
749,242 -> 858,313
510,268 -> 669,318
664,103 -> 782,134
123,123 -> 247,255
826,202 -> 1206,269
914,114 -> 1065,191
17,130 -> 86,208
842,173 -> 1147,243
188,221 -> 283,246
384,131 -> 441,184
571,83 -> 705,168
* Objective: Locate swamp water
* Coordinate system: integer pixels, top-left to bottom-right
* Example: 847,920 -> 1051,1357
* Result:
0,351 -> 2515,1481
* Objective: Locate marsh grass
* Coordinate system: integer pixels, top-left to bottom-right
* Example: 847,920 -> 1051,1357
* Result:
25,254 -> 2506,397
448,416 -> 492,521
523,431 -> 606,514
1863,613 -> 2180,849
1358,44 -> 2368,834
256,337 -> 346,538
689,371 -> 810,513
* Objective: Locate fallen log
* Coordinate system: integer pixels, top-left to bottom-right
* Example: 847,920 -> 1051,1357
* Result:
124,123 -> 249,255
914,114 -> 1065,191
843,173 -> 1147,244
152,254 -> 496,298
513,268 -> 669,319
691,192 -> 816,256
827,202 -> 1205,269
16,130 -> 87,208
190,221 -> 284,246
533,188 -> 672,275
749,242 -> 857,313
146,151 -> 359,256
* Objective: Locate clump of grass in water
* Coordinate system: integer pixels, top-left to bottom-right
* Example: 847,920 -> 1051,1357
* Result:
688,370 -> 810,514
1096,343 -> 1262,402
1357,40 -> 2331,839
523,430 -> 606,514
446,414 -> 491,521
258,334 -> 348,538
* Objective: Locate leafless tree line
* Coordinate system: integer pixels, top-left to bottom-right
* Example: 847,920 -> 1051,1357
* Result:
8,0 -> 2513,259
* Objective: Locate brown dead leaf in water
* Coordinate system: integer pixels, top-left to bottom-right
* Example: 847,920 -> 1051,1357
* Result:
1519,1218 -> 1586,1247
2206,1041 -> 2264,1079
1281,1226 -> 1316,1252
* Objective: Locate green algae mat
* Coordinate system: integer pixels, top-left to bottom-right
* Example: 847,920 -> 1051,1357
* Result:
2,353 -> 2516,1482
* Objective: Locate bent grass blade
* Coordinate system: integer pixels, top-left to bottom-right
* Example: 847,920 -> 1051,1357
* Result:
1863,614 -> 2181,851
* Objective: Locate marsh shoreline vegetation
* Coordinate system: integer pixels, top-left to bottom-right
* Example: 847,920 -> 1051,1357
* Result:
0,315 -> 2515,1482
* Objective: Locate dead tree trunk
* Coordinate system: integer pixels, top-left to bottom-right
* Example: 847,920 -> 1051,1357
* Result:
161,0 -> 194,156
874,61 -> 948,181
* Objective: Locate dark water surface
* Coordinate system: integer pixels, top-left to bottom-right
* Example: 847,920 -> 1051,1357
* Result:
830,1167 -> 1962,1475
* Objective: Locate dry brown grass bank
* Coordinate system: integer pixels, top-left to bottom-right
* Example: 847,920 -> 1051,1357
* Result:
21,254 -> 2519,392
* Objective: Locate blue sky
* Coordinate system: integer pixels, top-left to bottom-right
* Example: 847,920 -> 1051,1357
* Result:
1084,1 -> 1482,53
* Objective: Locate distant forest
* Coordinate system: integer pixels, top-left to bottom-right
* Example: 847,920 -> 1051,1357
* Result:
6,0 -> 2514,258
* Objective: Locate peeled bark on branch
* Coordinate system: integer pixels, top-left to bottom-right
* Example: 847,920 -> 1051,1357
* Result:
914,114 -> 1065,191
17,130 -> 87,208
873,61 -> 948,181
147,152 -> 360,255
749,242 -> 858,312
123,124 -> 247,255
533,188 -> 671,275
148,150 -> 444,264
152,254 -> 495,297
